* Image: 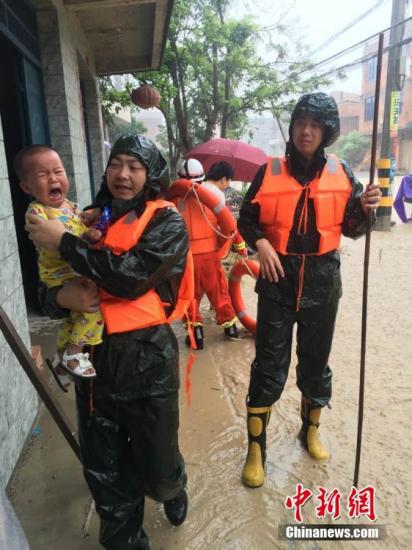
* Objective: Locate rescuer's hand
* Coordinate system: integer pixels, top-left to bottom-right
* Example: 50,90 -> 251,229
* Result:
80,208 -> 101,227
255,238 -> 285,283
56,278 -> 100,313
360,183 -> 381,213
82,228 -> 103,243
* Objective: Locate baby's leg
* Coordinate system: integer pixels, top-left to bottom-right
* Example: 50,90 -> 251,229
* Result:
62,310 -> 104,377
56,317 -> 73,356
47,319 -> 74,390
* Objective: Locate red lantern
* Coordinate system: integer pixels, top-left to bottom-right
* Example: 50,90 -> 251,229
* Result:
131,84 -> 161,109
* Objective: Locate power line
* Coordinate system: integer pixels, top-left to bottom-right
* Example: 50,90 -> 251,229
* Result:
308,0 -> 385,57
304,16 -> 411,72
276,15 -> 412,81
314,34 -> 412,81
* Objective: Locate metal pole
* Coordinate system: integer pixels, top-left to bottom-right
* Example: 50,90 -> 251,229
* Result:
354,33 -> 384,488
376,0 -> 408,230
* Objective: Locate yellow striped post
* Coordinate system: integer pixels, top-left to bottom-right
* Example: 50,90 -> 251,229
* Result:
375,158 -> 393,231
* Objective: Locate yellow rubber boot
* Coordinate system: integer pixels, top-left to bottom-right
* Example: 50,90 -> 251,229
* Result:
299,397 -> 330,460
241,406 -> 271,488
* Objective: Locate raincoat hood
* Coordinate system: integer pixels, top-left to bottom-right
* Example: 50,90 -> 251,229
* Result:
289,92 -> 340,148
106,134 -> 170,197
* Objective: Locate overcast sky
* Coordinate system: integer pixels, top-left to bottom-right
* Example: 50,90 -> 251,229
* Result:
236,0 -> 411,93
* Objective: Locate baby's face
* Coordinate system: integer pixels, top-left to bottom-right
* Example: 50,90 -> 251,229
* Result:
20,150 -> 69,208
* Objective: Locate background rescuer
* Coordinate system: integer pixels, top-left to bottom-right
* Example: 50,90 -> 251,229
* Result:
173,159 -> 243,349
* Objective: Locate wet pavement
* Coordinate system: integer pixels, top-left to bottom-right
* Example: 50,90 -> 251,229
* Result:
8,221 -> 412,549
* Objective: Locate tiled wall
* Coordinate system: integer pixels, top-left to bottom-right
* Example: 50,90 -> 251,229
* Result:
0,124 -> 38,488
0,0 -> 105,487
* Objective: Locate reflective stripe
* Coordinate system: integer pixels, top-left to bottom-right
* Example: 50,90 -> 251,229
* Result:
212,199 -> 225,214
238,310 -> 246,319
271,157 -> 282,175
230,275 -> 240,282
327,156 -> 337,174
124,210 -> 138,224
176,197 -> 187,211
221,317 -> 237,328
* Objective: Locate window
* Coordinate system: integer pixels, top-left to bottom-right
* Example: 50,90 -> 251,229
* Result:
364,96 -> 375,121
367,57 -> 377,81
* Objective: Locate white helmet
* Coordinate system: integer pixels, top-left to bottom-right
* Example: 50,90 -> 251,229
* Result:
177,158 -> 205,182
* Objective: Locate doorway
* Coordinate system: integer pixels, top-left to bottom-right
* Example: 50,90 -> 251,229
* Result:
0,35 -> 49,312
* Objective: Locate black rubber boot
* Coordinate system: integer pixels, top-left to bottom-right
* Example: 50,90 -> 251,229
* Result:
163,489 -> 188,526
224,323 -> 240,340
185,325 -> 204,350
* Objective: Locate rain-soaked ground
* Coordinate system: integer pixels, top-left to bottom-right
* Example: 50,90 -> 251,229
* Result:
8,220 -> 412,549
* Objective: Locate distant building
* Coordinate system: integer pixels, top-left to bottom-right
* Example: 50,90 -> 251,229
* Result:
359,39 -> 387,137
360,22 -> 412,171
246,115 -> 286,157
331,91 -> 361,135
135,108 -> 165,147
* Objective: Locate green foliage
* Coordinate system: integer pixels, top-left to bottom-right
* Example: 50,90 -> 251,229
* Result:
107,116 -> 147,144
98,77 -> 136,123
100,0 -> 330,169
334,131 -> 371,167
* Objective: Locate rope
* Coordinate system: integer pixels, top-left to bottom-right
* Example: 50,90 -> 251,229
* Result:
240,256 -> 258,280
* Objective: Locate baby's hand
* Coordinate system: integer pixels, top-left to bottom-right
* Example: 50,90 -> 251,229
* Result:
82,227 -> 102,244
80,208 -> 101,227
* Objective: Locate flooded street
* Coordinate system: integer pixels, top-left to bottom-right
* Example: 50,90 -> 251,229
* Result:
9,221 -> 412,549
148,220 -> 412,549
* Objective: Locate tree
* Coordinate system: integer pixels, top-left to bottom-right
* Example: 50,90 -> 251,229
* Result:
334,131 -> 371,167
98,76 -> 135,122
99,77 -> 148,145
100,0 -> 329,167
106,116 -> 147,144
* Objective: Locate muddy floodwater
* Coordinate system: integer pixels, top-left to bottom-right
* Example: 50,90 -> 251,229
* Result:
148,222 -> 412,550
9,221 -> 412,549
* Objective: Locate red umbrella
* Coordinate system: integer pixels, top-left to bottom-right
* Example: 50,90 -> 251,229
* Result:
185,138 -> 268,182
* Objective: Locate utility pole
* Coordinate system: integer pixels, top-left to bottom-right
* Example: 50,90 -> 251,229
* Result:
376,0 -> 409,231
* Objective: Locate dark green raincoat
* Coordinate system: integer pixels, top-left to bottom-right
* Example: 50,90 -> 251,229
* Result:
42,135 -> 189,549
238,93 -> 371,408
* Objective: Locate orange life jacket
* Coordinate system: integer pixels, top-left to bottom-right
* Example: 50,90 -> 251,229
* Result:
172,179 -> 220,254
252,155 -> 352,255
99,199 -> 194,335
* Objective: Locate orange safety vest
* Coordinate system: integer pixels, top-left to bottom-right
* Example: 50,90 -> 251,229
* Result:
252,155 -> 352,255
172,179 -> 220,255
99,199 -> 194,335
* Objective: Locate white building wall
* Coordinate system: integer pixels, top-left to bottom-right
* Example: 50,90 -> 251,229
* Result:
37,0 -> 105,207
0,124 -> 38,488
0,0 -> 106,487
